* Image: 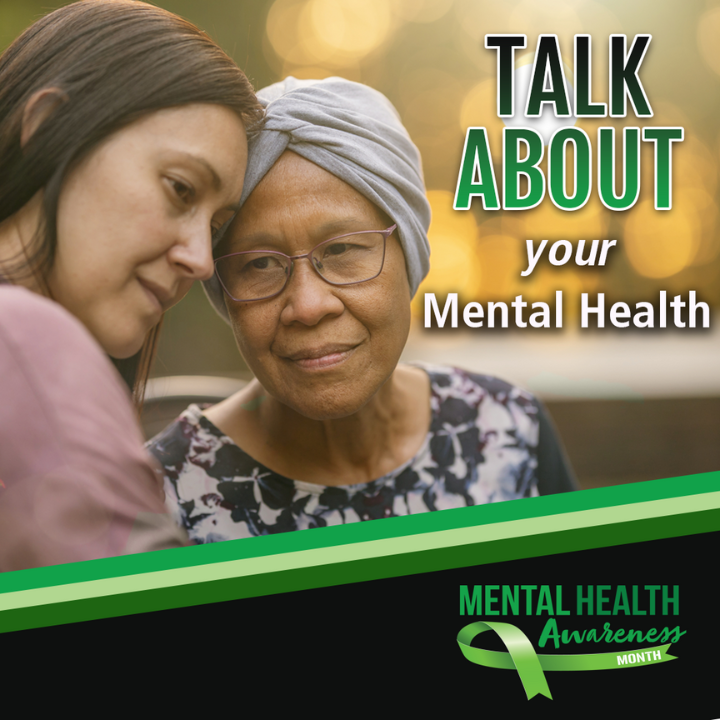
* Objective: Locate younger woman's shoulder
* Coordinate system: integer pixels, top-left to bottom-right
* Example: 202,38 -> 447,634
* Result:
0,284 -> 127,408
0,284 -> 99,355
0,282 -> 58,318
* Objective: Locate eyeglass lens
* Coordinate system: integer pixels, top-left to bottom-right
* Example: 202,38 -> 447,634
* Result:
216,231 -> 386,301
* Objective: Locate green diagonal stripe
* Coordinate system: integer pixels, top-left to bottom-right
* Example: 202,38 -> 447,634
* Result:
0,472 -> 718,633
1,491 -> 718,612
2,471 -> 719,593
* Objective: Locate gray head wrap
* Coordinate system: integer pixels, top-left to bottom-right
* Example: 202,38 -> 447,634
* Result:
203,76 -> 431,323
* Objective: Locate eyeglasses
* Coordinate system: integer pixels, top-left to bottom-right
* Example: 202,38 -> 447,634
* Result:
214,224 -> 397,302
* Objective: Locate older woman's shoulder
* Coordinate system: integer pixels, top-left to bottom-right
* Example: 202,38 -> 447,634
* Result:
409,362 -> 579,494
146,403 -> 245,483
410,362 -> 538,406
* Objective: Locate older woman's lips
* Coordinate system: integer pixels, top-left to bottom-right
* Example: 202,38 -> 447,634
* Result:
284,345 -> 357,370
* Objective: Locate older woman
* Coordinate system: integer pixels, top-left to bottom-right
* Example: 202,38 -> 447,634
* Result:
147,77 -> 577,542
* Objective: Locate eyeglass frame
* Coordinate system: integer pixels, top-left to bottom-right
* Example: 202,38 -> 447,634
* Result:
214,224 -> 397,302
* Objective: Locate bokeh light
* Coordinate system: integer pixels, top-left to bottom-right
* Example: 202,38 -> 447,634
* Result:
697,6 -> 720,77
390,0 -> 454,24
475,232 -> 525,300
412,190 -> 482,317
266,0 -> 393,70
459,78 -> 505,162
508,0 -> 584,43
309,0 -> 392,57
624,199 -> 700,279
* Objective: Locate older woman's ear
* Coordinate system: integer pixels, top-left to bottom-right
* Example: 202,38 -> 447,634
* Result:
21,88 -> 69,148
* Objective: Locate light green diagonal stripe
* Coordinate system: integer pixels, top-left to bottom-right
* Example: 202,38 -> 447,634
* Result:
1,490 -> 717,614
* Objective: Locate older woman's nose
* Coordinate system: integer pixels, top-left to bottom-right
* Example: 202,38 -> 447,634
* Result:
279,259 -> 344,326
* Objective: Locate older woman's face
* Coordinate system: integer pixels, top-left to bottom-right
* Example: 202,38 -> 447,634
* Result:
220,150 -> 411,420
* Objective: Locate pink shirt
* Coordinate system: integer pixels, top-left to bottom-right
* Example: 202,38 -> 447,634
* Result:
0,284 -> 188,571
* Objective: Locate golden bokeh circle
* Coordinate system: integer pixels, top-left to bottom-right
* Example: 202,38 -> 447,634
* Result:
698,6 -> 720,77
412,190 -> 482,315
624,199 -> 700,279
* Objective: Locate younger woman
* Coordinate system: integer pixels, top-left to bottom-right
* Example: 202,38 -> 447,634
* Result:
0,0 -> 262,570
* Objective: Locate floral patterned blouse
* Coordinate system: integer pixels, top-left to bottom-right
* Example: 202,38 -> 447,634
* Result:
147,364 -> 577,543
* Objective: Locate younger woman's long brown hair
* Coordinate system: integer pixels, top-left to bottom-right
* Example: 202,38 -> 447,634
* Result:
0,0 -> 263,405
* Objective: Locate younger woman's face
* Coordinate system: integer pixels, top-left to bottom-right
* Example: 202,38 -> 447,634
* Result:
49,104 -> 248,358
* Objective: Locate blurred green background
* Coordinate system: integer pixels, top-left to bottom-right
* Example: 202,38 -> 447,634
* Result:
4,0 -> 720,486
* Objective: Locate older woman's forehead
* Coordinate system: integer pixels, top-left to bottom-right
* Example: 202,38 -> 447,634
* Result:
252,150 -> 354,196
237,151 -> 389,226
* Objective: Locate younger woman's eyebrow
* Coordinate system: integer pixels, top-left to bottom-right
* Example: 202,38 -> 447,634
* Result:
168,152 -> 244,213
183,153 -> 222,189
168,150 -> 232,192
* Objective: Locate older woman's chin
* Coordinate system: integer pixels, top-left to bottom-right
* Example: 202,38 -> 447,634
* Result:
268,381 -> 383,422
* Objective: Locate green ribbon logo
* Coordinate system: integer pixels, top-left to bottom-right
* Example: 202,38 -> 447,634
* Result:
457,621 -> 676,700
